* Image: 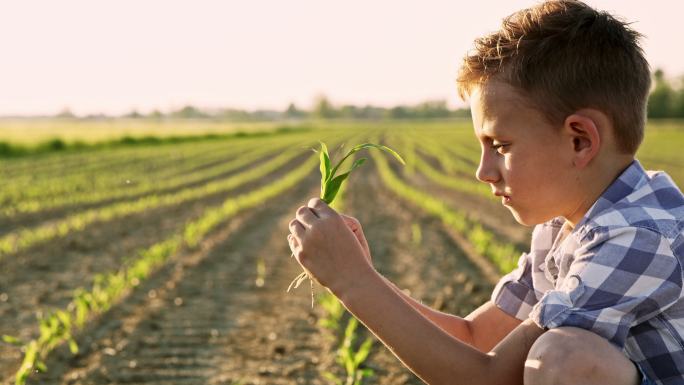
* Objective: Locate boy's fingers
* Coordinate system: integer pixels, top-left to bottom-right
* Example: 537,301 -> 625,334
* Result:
288,219 -> 306,238
295,206 -> 318,227
307,197 -> 336,216
287,234 -> 299,251
340,214 -> 360,229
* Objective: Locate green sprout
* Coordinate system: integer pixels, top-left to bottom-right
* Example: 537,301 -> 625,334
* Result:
287,141 -> 405,307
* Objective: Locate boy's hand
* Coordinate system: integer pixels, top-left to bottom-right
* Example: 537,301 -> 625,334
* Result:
340,214 -> 371,263
287,198 -> 375,295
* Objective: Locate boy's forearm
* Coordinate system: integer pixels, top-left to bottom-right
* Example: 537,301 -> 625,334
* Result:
379,275 -> 476,347
336,268 -> 496,385
336,267 -> 545,385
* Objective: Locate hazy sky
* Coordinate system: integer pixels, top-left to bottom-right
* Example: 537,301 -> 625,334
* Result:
1,0 -> 682,116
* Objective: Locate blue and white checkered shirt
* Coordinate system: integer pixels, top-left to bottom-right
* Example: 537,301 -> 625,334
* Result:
491,159 -> 684,384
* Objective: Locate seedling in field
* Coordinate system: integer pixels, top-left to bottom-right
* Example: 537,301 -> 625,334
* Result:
287,141 -> 405,307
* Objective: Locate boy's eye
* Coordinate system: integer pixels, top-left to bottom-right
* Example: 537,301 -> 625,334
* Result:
491,142 -> 509,154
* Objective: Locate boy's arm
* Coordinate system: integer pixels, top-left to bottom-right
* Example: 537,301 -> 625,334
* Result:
381,275 -> 522,352
340,214 -> 522,351
340,268 -> 545,385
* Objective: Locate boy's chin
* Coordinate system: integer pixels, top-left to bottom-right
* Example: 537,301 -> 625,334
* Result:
508,209 -> 546,227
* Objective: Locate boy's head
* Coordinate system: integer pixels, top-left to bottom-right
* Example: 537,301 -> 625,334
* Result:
457,0 -> 652,227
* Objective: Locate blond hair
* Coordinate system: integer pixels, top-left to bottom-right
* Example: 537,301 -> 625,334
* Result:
456,0 -> 651,154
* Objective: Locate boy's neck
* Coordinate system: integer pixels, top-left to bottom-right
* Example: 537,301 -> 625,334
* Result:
563,156 -> 635,230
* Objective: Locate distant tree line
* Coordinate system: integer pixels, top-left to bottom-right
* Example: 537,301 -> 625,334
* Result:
49,69 -> 684,121
647,69 -> 684,118
86,97 -> 470,121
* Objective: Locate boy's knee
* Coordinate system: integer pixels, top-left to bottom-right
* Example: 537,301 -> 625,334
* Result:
523,327 -> 627,385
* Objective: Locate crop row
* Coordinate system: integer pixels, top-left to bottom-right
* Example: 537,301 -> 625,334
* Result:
389,133 -> 493,200
0,139 -> 328,260
1,135 -> 308,217
0,133 -> 318,210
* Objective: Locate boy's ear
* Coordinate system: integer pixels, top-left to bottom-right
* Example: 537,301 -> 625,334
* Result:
563,109 -> 605,169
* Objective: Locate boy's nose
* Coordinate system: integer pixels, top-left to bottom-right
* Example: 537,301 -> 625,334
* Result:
476,154 -> 500,184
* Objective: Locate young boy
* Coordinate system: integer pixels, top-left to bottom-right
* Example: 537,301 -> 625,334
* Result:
287,1 -> 684,384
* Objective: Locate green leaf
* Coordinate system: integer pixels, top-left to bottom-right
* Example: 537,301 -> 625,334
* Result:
1,334 -> 22,346
322,172 -> 351,204
322,371 -> 343,385
354,337 -> 374,366
319,142 -> 331,197
35,360 -> 47,372
68,339 -> 79,354
329,143 -> 405,180
55,310 -> 71,330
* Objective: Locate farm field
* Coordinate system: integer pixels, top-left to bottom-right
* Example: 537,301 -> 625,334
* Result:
1,119 -> 682,385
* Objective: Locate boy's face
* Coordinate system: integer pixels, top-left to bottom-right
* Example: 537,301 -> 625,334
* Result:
469,81 -> 578,226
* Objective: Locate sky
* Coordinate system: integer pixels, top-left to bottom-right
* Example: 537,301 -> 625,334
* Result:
1,0 -> 682,116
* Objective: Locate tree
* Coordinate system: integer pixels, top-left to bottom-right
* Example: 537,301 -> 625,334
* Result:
285,102 -> 305,118
172,105 -> 208,119
313,95 -> 336,119
672,75 -> 684,118
125,109 -> 142,118
55,108 -> 75,119
148,109 -> 164,119
648,69 -> 675,118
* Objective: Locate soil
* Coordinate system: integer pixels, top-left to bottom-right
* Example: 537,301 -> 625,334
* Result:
4,157 -> 499,385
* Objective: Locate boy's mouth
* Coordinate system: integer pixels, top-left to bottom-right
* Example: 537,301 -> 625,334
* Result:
494,191 -> 511,204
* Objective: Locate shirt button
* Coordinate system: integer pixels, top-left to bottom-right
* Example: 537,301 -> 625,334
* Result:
565,276 -> 580,291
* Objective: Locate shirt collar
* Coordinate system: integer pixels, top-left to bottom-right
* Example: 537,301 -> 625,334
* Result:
573,159 -> 648,232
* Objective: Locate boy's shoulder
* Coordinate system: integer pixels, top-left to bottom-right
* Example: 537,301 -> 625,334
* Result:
579,161 -> 684,242
532,159 -> 683,255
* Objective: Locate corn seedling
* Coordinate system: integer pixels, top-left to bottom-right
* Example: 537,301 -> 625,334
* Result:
287,141 -> 405,307
317,292 -> 345,331
322,317 -> 375,385
255,257 -> 266,288
411,223 -> 422,246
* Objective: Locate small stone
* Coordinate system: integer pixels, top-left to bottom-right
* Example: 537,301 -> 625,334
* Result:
273,345 -> 286,355
103,347 -> 117,356
258,366 -> 273,376
174,297 -> 183,306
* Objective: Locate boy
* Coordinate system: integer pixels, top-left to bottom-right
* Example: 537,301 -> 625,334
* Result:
287,1 -> 684,384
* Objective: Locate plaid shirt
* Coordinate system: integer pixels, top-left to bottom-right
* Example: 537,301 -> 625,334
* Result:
491,159 -> 684,385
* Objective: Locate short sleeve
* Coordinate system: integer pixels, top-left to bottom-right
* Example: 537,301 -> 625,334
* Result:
491,251 -> 538,321
529,226 -> 683,348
